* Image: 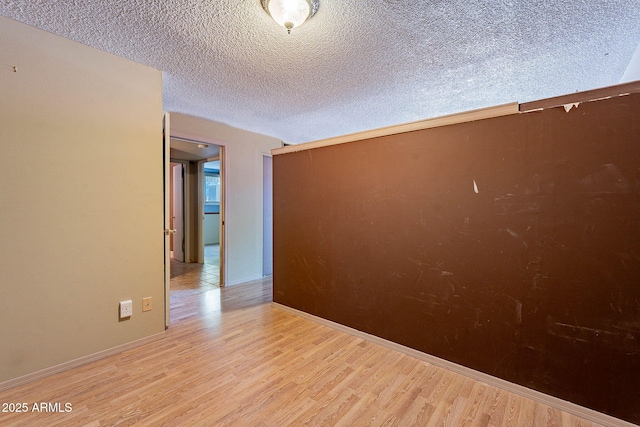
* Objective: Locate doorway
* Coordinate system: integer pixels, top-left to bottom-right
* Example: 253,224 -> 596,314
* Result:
166,136 -> 224,327
203,159 -> 222,278
170,162 -> 185,262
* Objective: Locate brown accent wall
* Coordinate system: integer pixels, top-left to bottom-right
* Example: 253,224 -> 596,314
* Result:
273,90 -> 640,424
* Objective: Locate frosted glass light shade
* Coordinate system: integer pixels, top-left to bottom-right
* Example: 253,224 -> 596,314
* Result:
261,0 -> 319,33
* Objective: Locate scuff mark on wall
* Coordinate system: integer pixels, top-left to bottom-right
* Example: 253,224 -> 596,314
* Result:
504,228 -> 520,238
515,300 -> 522,325
547,320 -> 640,354
578,164 -> 630,194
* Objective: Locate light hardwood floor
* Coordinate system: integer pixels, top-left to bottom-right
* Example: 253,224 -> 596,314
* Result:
0,260 -> 609,426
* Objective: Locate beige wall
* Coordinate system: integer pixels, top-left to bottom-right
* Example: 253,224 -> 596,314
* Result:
169,113 -> 282,285
0,16 -> 164,382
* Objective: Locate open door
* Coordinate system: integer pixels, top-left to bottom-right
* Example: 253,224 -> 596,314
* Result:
171,163 -> 185,262
163,113 -> 172,329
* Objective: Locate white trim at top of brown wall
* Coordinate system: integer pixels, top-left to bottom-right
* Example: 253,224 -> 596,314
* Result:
271,102 -> 519,156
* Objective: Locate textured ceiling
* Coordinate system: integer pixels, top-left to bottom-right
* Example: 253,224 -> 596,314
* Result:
2,1 -> 639,143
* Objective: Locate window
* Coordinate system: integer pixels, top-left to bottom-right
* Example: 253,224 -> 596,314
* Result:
205,173 -> 220,204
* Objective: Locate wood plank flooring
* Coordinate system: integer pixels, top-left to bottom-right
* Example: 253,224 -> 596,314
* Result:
0,260 -> 610,426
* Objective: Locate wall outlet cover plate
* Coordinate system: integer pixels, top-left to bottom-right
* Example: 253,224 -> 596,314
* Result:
119,300 -> 133,318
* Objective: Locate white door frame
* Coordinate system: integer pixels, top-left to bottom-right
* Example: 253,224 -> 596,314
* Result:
217,146 -> 226,286
199,149 -> 225,286
163,113 -> 171,328
262,154 -> 273,276
167,131 -> 227,288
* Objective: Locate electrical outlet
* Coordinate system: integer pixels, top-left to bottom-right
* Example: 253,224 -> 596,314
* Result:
119,300 -> 133,318
142,297 -> 152,312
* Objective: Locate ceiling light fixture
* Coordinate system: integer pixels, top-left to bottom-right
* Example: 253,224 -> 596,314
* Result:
261,0 -> 319,34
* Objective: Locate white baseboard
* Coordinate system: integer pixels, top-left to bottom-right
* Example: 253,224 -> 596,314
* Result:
272,302 -> 637,427
0,332 -> 166,393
